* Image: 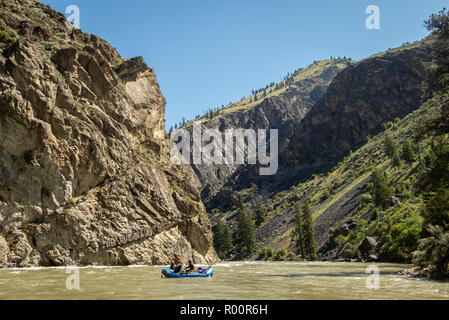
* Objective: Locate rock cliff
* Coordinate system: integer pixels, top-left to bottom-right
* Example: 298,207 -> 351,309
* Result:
187,59 -> 352,207
282,42 -> 433,167
0,0 -> 217,267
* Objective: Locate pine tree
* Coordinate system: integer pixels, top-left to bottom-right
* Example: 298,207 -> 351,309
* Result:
422,188 -> 449,231
213,219 -> 233,259
222,223 -> 233,253
294,203 -> 305,258
418,136 -> 449,192
213,220 -> 225,257
236,207 -> 256,254
294,200 -> 317,260
369,169 -> 392,208
402,139 -> 416,164
424,9 -> 449,134
384,132 -> 398,158
392,149 -> 402,167
301,200 -> 317,260
254,204 -> 267,227
248,184 -> 267,226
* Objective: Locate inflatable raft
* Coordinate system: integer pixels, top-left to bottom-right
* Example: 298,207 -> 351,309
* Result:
161,267 -> 214,278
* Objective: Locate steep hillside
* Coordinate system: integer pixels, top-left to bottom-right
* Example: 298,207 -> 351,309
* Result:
203,39 -> 435,261
0,0 -> 217,267
186,59 -> 352,205
201,40 -> 432,212
217,99 -> 438,262
282,40 -> 433,167
272,101 -> 436,258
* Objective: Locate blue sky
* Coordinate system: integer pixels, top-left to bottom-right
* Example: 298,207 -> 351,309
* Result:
41,0 -> 447,129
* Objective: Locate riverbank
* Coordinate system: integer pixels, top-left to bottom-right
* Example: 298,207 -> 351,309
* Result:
398,266 -> 449,280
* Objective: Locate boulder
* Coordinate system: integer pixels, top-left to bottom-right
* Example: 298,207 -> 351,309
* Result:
367,254 -> 378,262
358,237 -> 378,256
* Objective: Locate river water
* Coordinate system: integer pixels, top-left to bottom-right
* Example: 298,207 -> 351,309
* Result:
0,261 -> 448,300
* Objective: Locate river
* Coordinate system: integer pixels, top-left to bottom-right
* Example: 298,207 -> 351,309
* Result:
0,261 -> 448,300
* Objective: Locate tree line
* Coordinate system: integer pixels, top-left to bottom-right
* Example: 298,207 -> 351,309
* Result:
213,184 -> 317,261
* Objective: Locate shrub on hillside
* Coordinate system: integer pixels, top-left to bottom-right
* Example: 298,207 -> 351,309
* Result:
274,248 -> 288,260
0,29 -> 18,45
259,247 -> 274,260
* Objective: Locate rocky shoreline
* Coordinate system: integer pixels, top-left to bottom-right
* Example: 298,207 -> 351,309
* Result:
397,267 -> 449,280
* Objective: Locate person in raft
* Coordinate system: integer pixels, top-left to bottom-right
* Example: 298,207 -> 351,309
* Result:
169,261 -> 176,271
173,260 -> 183,273
184,260 -> 195,273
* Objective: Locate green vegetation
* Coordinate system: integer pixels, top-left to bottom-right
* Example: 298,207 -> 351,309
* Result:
384,132 -> 398,158
423,9 -> 449,136
41,31 -> 70,51
294,200 -> 317,260
213,219 -> 233,259
401,139 -> 416,164
332,9 -> 449,275
212,185 -> 271,259
235,206 -> 256,255
0,29 -> 18,46
384,132 -> 402,167
413,225 -> 449,276
368,169 -> 392,208
249,184 -> 267,226
29,6 -> 46,20
258,247 -> 274,260
421,189 -> 449,230
41,40 -> 61,51
274,248 -> 288,260
392,150 -> 402,168
213,98 -> 435,262
409,8 -> 449,277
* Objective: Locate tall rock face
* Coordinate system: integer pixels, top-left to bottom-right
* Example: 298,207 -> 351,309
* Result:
187,59 -> 352,207
282,42 -> 433,167
0,0 -> 216,267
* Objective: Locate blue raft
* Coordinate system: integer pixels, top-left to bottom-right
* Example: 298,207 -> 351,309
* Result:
161,267 -> 214,278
